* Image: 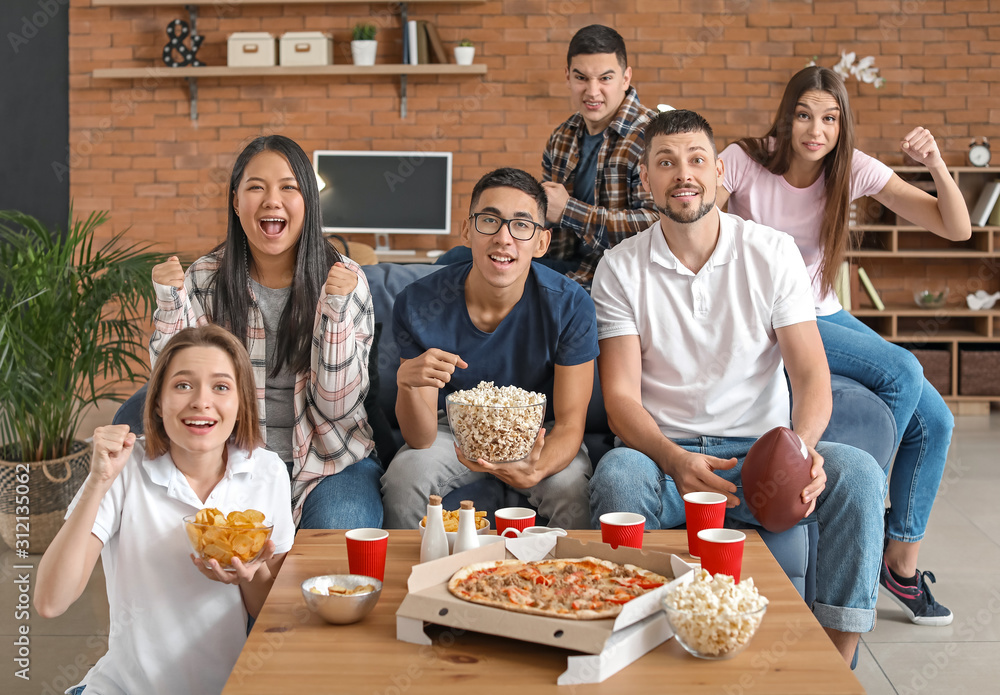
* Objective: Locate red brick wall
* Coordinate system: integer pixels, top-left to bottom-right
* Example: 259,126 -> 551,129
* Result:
68,0 -> 1000,256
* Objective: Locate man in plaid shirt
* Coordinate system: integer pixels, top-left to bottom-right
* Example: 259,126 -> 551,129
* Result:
542,24 -> 660,287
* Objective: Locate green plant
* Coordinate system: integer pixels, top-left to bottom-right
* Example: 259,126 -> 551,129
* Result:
0,210 -> 169,462
352,23 -> 377,42
458,39 -> 473,47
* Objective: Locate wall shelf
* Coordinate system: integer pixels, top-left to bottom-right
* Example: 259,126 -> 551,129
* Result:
89,1 -> 488,119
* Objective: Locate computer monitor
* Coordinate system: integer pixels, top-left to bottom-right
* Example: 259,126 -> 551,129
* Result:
313,150 -> 453,253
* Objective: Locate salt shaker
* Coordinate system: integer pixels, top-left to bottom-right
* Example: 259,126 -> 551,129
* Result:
420,494 -> 450,563
452,500 -> 479,554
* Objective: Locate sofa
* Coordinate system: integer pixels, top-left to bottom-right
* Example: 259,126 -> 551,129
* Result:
114,261 -> 896,603
363,263 -> 897,604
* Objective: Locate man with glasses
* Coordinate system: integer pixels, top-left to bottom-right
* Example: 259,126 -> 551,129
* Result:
381,168 -> 598,529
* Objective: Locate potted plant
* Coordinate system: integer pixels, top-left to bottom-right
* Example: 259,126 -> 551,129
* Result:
0,209 -> 168,553
351,23 -> 378,66
454,38 -> 475,66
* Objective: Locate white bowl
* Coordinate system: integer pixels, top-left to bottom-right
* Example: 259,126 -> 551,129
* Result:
418,517 -> 490,552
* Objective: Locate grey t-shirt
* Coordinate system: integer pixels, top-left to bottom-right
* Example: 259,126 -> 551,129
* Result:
249,278 -> 297,466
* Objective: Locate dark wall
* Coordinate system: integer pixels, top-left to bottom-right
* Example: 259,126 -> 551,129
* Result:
0,0 -> 69,231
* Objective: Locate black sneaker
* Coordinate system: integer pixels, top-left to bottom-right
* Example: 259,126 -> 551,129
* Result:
879,559 -> 953,626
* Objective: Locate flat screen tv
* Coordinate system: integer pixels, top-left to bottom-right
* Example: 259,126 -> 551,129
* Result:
313,150 -> 452,252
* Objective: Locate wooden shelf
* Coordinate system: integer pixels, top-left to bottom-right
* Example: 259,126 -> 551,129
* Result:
93,64 -> 487,79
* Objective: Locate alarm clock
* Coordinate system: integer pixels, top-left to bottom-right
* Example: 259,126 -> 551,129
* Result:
969,138 -> 991,167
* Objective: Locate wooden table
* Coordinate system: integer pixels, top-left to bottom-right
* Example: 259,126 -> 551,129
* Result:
222,530 -> 864,694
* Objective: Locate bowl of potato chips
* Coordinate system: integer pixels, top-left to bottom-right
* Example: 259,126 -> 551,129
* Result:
301,574 -> 383,624
184,508 -> 273,570
418,509 -> 490,552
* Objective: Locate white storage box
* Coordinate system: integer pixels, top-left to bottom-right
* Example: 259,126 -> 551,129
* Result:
227,32 -> 276,67
279,31 -> 332,66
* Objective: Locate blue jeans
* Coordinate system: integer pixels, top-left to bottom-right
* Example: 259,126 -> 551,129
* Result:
589,437 -> 886,634
294,455 -> 385,529
818,310 -> 953,542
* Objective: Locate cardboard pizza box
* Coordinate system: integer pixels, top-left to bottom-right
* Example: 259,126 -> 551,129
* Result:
396,536 -> 694,683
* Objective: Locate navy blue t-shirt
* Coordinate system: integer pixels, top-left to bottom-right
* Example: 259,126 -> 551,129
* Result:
572,130 -> 604,205
393,262 -> 599,415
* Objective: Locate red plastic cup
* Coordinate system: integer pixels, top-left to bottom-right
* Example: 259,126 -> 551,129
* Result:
345,528 -> 389,582
599,512 -> 645,549
495,507 -> 536,537
683,491 -> 727,559
697,529 -> 746,582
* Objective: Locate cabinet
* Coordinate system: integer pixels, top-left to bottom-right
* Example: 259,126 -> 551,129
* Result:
90,0 -> 487,119
848,166 -> 1000,414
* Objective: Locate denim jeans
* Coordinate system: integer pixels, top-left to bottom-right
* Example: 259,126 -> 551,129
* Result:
380,418 -> 592,529
589,437 -> 886,634
293,455 -> 385,529
818,310 -> 954,542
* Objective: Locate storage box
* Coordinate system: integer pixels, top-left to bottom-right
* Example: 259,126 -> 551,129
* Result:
279,31 -> 332,66
959,347 -> 1000,396
910,348 -> 951,395
227,32 -> 276,67
396,536 -> 694,684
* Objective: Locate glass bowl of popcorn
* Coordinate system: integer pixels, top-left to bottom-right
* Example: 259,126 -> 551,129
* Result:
662,570 -> 768,660
446,382 -> 546,464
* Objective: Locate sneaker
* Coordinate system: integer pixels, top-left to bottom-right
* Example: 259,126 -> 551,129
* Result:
879,559 -> 953,626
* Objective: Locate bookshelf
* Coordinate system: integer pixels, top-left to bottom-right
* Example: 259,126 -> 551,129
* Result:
848,166 -> 1000,414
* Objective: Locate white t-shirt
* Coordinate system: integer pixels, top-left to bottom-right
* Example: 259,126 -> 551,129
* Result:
592,213 -> 815,439
720,143 -> 893,316
65,439 -> 295,695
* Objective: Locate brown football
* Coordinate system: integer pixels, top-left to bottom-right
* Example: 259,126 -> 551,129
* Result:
741,426 -> 813,533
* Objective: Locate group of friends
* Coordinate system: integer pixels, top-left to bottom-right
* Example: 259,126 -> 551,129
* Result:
33,23 -> 971,694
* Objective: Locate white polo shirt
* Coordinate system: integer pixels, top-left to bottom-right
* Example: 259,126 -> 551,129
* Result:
592,212 -> 815,440
65,439 -> 295,695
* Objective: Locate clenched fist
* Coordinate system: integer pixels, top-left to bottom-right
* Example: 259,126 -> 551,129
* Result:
90,425 -> 136,486
325,262 -> 359,297
152,255 -> 185,289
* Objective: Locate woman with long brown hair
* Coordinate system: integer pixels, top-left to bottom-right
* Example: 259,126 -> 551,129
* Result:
716,65 -> 971,627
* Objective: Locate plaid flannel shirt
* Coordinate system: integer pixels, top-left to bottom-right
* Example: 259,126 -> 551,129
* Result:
150,252 -> 375,524
542,87 -> 659,286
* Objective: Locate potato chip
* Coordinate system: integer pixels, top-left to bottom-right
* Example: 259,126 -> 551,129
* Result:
245,509 -> 265,524
187,507 -> 271,567
203,543 -> 234,565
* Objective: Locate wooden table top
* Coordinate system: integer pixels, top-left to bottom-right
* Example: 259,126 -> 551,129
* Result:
222,530 -> 864,694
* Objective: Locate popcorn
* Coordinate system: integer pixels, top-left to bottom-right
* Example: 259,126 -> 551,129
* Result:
663,569 -> 768,657
446,381 -> 545,463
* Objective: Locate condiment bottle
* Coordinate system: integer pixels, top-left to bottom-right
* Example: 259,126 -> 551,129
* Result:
420,494 -> 450,563
452,500 -> 479,554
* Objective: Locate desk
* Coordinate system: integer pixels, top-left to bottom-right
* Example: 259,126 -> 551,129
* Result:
222,530 -> 864,694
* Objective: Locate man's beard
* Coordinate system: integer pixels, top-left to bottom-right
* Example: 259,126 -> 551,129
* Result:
657,188 -> 715,224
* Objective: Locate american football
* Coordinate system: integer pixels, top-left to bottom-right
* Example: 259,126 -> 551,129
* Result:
741,426 -> 813,533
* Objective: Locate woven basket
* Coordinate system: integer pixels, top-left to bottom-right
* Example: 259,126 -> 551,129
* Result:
0,441 -> 91,554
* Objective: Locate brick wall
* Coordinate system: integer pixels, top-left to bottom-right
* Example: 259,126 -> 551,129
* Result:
67,0 -> 1000,257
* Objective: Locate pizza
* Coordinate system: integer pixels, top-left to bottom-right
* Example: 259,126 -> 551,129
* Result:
447,557 -> 668,620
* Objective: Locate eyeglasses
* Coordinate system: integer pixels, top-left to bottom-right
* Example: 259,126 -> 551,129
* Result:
470,213 -> 544,241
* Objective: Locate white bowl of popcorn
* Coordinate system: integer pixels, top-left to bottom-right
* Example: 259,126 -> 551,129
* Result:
662,570 -> 768,660
446,382 -> 546,464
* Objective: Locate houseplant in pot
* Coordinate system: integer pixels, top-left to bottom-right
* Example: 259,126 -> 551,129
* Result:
0,209 -> 167,554
351,23 -> 378,66
454,38 -> 475,65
